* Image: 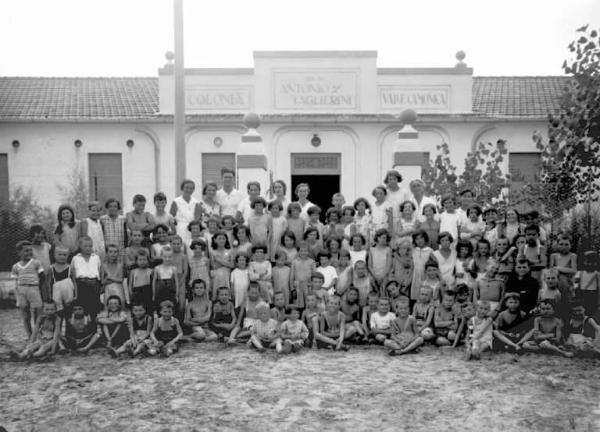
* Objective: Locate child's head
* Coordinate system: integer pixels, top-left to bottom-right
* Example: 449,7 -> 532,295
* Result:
396,300 -> 410,318
132,194 -> 146,212
422,203 -> 437,219
221,215 -> 235,230
325,207 -> 342,224
400,200 -> 416,216
247,181 -> 261,198
462,302 -> 475,318
346,287 -> 359,304
483,207 -> 498,223
496,236 -> 509,253
353,198 -> 370,213
190,239 -> 207,257
326,295 -> 341,313
160,246 -> 173,263
153,224 -> 169,243
438,232 -> 454,249
544,268 -> 559,288
304,227 -> 320,242
367,292 -> 379,309
274,251 -> 287,266
247,282 -> 260,301
371,185 -> 387,202
455,284 -> 469,303
54,246 -> 69,264
206,217 -> 220,233
106,295 -> 122,312
374,229 -> 391,246
252,245 -> 268,261
256,303 -> 271,323
79,236 -> 93,255
211,231 -> 231,250
307,205 -> 322,222
233,224 -> 250,244
192,279 -> 207,297
130,230 -> 143,246
556,234 -> 571,254
234,253 -> 248,269
297,242 -> 310,259
30,225 -> 46,244
341,205 -> 356,222
386,280 -> 400,298
104,198 -> 121,217
467,204 -> 482,221
538,299 -> 555,317
514,234 -> 527,250
339,250 -> 351,267
441,293 -> 455,309
441,194 -> 456,211
476,300 -> 490,318
305,293 -> 317,309
486,260 -> 499,277
523,210 -> 539,226
132,303 -> 147,319
187,220 -> 204,236
570,301 -> 586,318
476,239 -> 491,256
503,292 -> 521,312
153,192 -> 167,211
396,239 -> 412,257
424,259 -> 439,279
317,252 -> 331,268
456,240 -> 473,258
325,236 -> 341,252
350,233 -> 366,250
105,244 -> 119,262
377,297 -> 390,314
268,200 -> 283,216
418,286 -> 433,304
412,230 -> 429,248
57,204 -> 75,224
524,224 -> 540,245
16,240 -> 33,260
332,192 -> 346,208
42,301 -> 57,316
159,300 -> 174,318
217,286 -> 231,304
169,235 -> 183,253
287,202 -> 302,217
135,249 -> 150,268
582,250 -> 600,271
288,307 -> 300,321
251,197 -> 267,212
354,260 -> 367,277
310,272 -> 325,289
459,188 -> 475,207
514,258 -> 530,277
281,230 -> 297,248
71,301 -> 86,318
273,292 -> 285,308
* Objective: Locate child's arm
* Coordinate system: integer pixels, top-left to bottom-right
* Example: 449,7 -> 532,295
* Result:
337,315 -> 346,345
173,272 -> 180,305
472,318 -> 493,340
184,303 -> 195,327
422,307 -> 434,329
263,262 -> 272,281
199,301 -> 212,324
150,319 -> 159,344
70,262 -> 78,300
102,324 -> 113,346
151,270 -> 157,302
29,315 -> 42,344
166,318 -> 184,346
227,306 -> 237,330
248,262 -> 259,281
452,317 -> 465,348
361,308 -> 370,337
434,308 -> 453,328
473,281 -> 480,303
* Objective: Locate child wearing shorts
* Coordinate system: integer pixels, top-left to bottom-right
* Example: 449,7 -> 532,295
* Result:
12,240 -> 45,338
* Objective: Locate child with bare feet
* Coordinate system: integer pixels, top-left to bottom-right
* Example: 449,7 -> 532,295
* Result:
369,297 -> 396,345
314,296 -> 349,351
385,301 -> 424,356
250,303 -> 282,352
279,308 -> 309,353
63,302 -> 101,353
149,300 -> 183,357
465,300 -> 494,360
17,301 -> 61,360
434,293 -> 457,346
184,279 -> 217,342
522,300 -> 574,358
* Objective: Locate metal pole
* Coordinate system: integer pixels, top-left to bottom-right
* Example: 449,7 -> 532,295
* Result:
174,0 -> 186,194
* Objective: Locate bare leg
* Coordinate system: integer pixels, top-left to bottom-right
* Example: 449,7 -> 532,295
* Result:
398,336 -> 424,354
493,330 -> 521,351
314,333 -> 339,348
250,335 -> 265,352
539,340 -> 574,358
191,326 -> 206,342
33,341 -> 54,358
20,308 -> 32,338
344,325 -> 357,340
436,336 -> 450,346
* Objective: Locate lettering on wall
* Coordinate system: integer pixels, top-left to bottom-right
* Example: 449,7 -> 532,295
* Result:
186,87 -> 251,111
378,86 -> 450,112
274,71 -> 358,110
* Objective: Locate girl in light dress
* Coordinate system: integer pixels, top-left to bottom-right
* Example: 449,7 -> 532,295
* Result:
394,201 -> 418,249
433,232 -> 457,288
169,179 -> 202,245
410,230 -> 435,302
369,186 -> 393,246
353,198 -> 372,243
210,231 -> 234,300
268,200 -> 288,261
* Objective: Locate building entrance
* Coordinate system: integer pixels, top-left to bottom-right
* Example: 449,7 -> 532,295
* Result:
291,153 -> 341,222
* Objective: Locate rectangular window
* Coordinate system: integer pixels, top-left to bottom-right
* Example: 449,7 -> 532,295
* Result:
509,152 -> 541,190
202,153 -> 236,188
88,153 -> 123,205
0,154 -> 8,205
291,153 -> 341,175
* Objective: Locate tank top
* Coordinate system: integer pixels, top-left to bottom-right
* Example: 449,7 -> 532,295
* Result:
51,266 -> 71,284
133,315 -> 150,332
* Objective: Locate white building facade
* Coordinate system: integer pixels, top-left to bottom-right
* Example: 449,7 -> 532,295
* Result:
0,51 -> 564,212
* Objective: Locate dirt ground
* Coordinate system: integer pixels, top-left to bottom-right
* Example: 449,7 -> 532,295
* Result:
0,309 -> 599,432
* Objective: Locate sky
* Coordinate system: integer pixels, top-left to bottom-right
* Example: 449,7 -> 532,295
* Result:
1,0 -> 599,77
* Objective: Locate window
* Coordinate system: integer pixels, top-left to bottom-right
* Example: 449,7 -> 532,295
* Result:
509,152 -> 541,190
0,154 -> 8,205
88,153 -> 123,205
202,153 -> 236,187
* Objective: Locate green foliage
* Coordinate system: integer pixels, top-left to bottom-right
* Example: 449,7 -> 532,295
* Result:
0,187 -> 54,271
421,142 -> 458,198
57,168 -> 89,220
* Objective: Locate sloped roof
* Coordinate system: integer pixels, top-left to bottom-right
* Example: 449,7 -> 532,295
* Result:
0,75 -> 569,120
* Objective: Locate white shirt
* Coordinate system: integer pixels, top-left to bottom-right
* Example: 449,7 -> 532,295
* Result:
216,188 -> 244,217
297,200 -> 315,222
317,265 -> 338,289
71,254 -> 101,279
410,195 -> 438,222
370,312 -> 396,330
386,186 -> 412,218
439,212 -> 460,240
237,197 -> 263,223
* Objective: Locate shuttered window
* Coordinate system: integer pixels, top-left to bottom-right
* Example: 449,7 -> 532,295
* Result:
0,154 -> 8,204
202,153 -> 236,188
88,153 -> 123,205
509,152 -> 540,191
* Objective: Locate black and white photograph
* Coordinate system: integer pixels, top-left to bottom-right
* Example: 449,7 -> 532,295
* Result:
0,0 -> 599,430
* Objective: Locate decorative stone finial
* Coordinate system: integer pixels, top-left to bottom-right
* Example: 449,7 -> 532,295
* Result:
399,109 -> 417,126
165,51 -> 175,64
243,112 -> 261,130
455,51 -> 467,68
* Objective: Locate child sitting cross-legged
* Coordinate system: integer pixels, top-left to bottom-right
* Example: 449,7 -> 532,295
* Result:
249,303 -> 282,353
279,307 -> 309,354
413,286 -> 435,342
148,300 -> 183,357
63,301 -> 101,353
564,301 -> 600,357
465,300 -> 494,360
433,292 -> 457,346
492,292 -> 531,353
16,301 -> 61,360
369,297 -> 396,345
209,287 -> 237,342
184,279 -> 218,342
97,295 -> 131,358
521,300 -> 574,358
340,287 -> 365,341
385,300 -> 424,356
228,282 -> 268,344
313,295 -> 350,351
125,302 -> 153,357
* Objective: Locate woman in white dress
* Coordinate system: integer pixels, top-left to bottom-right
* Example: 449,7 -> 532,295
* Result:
270,180 -> 291,212
169,179 -> 202,245
294,183 -> 314,222
201,182 -> 221,223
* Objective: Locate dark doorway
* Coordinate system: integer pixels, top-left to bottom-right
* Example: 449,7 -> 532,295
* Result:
291,175 -> 340,221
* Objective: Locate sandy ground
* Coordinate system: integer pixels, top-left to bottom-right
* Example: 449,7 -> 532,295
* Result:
0,309 -> 599,432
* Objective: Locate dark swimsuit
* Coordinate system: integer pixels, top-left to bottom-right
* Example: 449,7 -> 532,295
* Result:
155,319 -> 178,344
493,311 -> 532,351
209,303 -> 234,336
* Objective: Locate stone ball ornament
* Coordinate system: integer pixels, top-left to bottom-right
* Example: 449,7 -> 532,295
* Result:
243,112 -> 261,130
399,109 -> 417,125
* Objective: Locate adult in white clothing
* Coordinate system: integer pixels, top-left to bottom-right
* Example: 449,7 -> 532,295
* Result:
200,182 -> 221,223
169,179 -> 202,245
216,168 -> 244,218
384,170 -> 411,230
270,180 -> 291,213
294,182 -> 314,222
409,179 -> 438,222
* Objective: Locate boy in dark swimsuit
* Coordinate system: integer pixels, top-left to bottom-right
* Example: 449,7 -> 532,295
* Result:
149,300 -> 183,357
493,292 -> 532,353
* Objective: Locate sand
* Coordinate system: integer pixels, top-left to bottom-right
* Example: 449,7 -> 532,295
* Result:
0,308 -> 599,432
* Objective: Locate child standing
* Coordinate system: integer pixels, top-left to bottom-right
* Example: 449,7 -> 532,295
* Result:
188,240 -> 211,297
410,231 -> 434,302
233,225 -> 253,257
279,308 -> 309,353
151,225 -> 170,260
523,224 -> 547,283
439,195 -> 460,244
286,203 -> 306,245
230,253 -> 250,310
102,244 -> 128,306
170,235 -> 189,317
248,245 -> 273,303
289,244 -> 316,309
575,251 -> 599,318
124,230 -> 149,271
369,186 -> 392,244
549,235 -> 577,294
272,252 -> 291,306
353,198 -> 371,242
210,231 -> 234,299
316,252 -> 338,294
433,232 -> 457,287
268,201 -> 288,262
126,195 -> 155,247
368,229 -> 392,295
54,204 -> 81,259
152,192 -> 176,235
248,198 -> 270,246
392,239 -> 413,296
335,250 -> 353,298
280,231 -> 298,265
152,246 -> 179,312
348,234 -> 367,267
386,301 -> 424,356
474,260 -> 504,316
184,279 -> 217,342
48,246 -> 75,318
80,201 -> 106,261
304,227 -> 322,260
128,250 -> 154,314
12,241 -> 45,337
100,198 -> 127,261
149,300 -> 183,357
306,206 -> 325,248
71,236 -> 103,321
465,300 -> 494,360
30,225 -> 51,273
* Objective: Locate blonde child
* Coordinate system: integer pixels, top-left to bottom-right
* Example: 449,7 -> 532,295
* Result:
465,300 -> 494,360
413,286 -> 435,341
230,253 -> 250,309
129,250 -> 154,314
250,303 -> 282,352
248,245 -> 273,303
369,297 -> 396,344
102,244 -> 128,306
149,300 -> 183,357
12,240 -> 44,337
368,229 -> 392,295
152,246 -> 179,312
184,279 -> 217,342
272,251 -> 291,306
268,201 -> 288,262
210,231 -> 234,300
386,301 -> 424,356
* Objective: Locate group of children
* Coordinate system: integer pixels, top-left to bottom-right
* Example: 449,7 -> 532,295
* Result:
9,176 -> 600,360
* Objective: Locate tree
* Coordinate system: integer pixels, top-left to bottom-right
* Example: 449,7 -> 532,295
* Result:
57,167 -> 89,220
421,142 -> 458,199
